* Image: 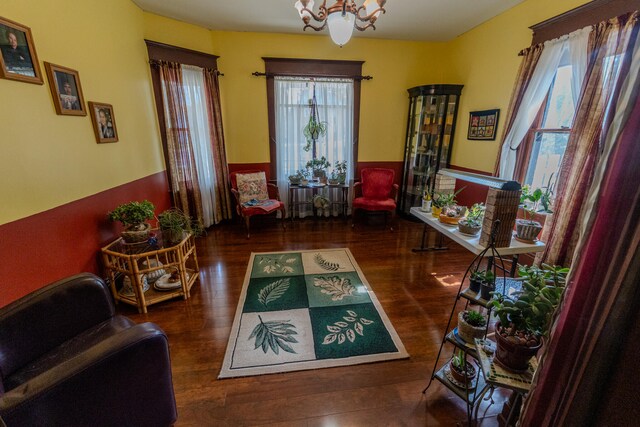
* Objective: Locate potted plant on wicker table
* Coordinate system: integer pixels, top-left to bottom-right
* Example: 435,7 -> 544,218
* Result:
489,264 -> 569,372
108,200 -> 155,243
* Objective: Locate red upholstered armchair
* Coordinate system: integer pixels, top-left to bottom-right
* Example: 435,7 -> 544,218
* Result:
230,170 -> 286,238
352,168 -> 399,230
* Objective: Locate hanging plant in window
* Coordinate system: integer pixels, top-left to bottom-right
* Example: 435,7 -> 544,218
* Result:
303,82 -> 327,152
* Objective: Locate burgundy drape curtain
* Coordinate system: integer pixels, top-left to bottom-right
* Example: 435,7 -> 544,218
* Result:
157,61 -> 204,221
203,68 -> 233,221
521,17 -> 640,425
538,13 -> 639,266
493,44 -> 544,176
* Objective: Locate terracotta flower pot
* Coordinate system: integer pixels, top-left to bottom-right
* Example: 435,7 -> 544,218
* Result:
494,322 -> 542,373
449,359 -> 476,386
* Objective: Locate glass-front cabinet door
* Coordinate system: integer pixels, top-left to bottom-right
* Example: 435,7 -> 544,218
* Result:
399,85 -> 463,216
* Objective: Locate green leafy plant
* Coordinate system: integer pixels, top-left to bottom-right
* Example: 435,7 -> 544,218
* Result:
108,200 -> 155,229
451,349 -> 469,371
303,115 -> 327,152
460,203 -> 485,227
306,156 -> 331,178
490,264 -> 569,340
432,187 -> 466,209
520,175 -> 555,222
463,310 -> 487,328
484,270 -> 495,285
157,208 -> 204,242
470,270 -> 485,282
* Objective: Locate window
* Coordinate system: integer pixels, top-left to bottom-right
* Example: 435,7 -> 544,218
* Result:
524,64 -> 575,190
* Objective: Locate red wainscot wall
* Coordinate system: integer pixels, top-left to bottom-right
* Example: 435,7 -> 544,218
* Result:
0,172 -> 171,307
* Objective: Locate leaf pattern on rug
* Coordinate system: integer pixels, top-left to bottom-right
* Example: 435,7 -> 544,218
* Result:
249,315 -> 298,355
258,255 -> 297,275
257,278 -> 290,307
322,310 -> 374,345
313,276 -> 355,301
314,253 -> 341,271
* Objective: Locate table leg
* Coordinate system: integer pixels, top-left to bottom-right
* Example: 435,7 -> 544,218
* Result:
412,224 -> 449,252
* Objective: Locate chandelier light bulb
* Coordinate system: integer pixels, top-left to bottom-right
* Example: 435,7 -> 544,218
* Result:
327,11 -> 355,46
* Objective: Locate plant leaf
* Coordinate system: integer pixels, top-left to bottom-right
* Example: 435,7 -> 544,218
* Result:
323,333 -> 337,344
338,333 -> 346,344
360,318 -> 374,325
249,318 -> 298,355
257,279 -> 290,307
327,325 -> 341,333
346,329 -> 356,342
343,316 -> 356,322
354,322 -> 364,335
335,321 -> 348,327
347,310 -> 357,317
313,276 -> 355,301
314,253 -> 341,271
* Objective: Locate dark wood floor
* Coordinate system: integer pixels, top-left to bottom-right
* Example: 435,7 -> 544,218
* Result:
124,216 -> 509,426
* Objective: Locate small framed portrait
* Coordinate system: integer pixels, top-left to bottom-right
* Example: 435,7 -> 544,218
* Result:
89,102 -> 118,143
0,16 -> 43,84
468,109 -> 500,141
44,62 -> 86,116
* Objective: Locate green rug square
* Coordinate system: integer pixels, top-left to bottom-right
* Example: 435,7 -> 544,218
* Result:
309,303 -> 398,360
250,253 -> 304,279
305,272 -> 372,308
243,275 -> 309,313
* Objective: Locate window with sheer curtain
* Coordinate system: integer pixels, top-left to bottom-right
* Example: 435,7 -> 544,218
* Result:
274,77 -> 354,217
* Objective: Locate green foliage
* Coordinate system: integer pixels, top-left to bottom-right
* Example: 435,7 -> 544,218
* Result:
108,200 -> 155,227
484,270 -> 495,284
521,174 -> 555,221
490,264 -> 569,337
157,208 -> 204,237
432,187 -> 465,209
306,156 -> 331,177
470,270 -> 485,282
464,310 -> 487,327
451,349 -> 468,370
460,203 -> 485,227
249,315 -> 298,354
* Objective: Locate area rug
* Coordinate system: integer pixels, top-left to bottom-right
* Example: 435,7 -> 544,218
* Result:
219,248 -> 409,378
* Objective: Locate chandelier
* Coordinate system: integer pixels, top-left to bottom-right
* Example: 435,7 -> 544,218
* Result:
294,0 -> 387,46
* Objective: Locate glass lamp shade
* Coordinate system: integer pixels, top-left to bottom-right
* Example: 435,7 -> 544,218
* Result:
294,0 -> 314,18
327,11 -> 355,46
364,0 -> 382,18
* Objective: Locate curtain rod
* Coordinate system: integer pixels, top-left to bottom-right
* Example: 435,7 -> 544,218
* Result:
148,59 -> 224,76
252,71 -> 372,81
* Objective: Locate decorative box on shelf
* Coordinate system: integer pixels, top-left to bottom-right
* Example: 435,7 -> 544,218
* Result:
101,230 -> 200,314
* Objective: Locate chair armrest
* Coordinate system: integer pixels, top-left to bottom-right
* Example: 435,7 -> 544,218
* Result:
353,182 -> 362,199
391,184 -> 399,202
0,323 -> 177,427
267,183 -> 281,201
0,274 -> 114,379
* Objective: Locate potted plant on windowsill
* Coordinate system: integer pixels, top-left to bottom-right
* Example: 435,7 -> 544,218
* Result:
516,176 -> 554,242
108,200 -> 155,243
457,309 -> 487,344
458,203 -> 485,236
489,264 -> 568,372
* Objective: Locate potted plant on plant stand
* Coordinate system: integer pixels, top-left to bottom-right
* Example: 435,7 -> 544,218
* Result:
449,349 -> 477,387
108,200 -> 155,243
468,270 -> 485,293
306,156 -> 331,183
334,160 -> 347,184
480,270 -> 495,301
490,264 -> 569,372
457,309 -> 487,344
458,203 -> 485,236
157,208 -> 204,246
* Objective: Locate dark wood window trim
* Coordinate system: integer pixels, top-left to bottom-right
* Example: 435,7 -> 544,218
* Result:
530,0 -> 640,45
144,40 -> 220,182
262,57 -> 364,178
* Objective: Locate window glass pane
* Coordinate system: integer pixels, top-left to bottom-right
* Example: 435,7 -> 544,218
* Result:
542,65 -> 575,129
525,131 -> 569,189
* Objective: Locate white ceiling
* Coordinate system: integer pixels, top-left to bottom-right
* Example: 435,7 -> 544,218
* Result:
132,0 -> 525,42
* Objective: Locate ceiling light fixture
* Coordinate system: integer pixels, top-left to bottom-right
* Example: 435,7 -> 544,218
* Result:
294,0 -> 387,47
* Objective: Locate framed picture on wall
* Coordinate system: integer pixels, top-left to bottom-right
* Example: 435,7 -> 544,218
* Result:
44,62 -> 87,116
0,16 -> 43,84
468,109 -> 500,140
88,101 -> 118,143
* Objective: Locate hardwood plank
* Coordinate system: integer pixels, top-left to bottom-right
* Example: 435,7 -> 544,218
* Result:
123,217 -> 510,426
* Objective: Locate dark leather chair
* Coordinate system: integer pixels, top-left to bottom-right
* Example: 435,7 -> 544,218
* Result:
0,274 -> 177,427
230,170 -> 286,238
352,168 -> 399,230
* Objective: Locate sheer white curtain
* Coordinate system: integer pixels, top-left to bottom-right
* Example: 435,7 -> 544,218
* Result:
275,77 -> 354,217
180,65 -> 218,227
498,27 -> 590,179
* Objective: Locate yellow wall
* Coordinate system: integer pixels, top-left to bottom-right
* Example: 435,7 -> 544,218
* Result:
144,18 -> 448,164
445,0 -> 590,172
0,0 -> 164,225
1,0 -> 592,225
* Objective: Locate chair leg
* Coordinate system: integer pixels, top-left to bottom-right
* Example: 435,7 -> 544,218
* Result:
389,210 -> 396,231
351,208 -> 358,228
244,216 -> 251,239
280,208 -> 287,230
